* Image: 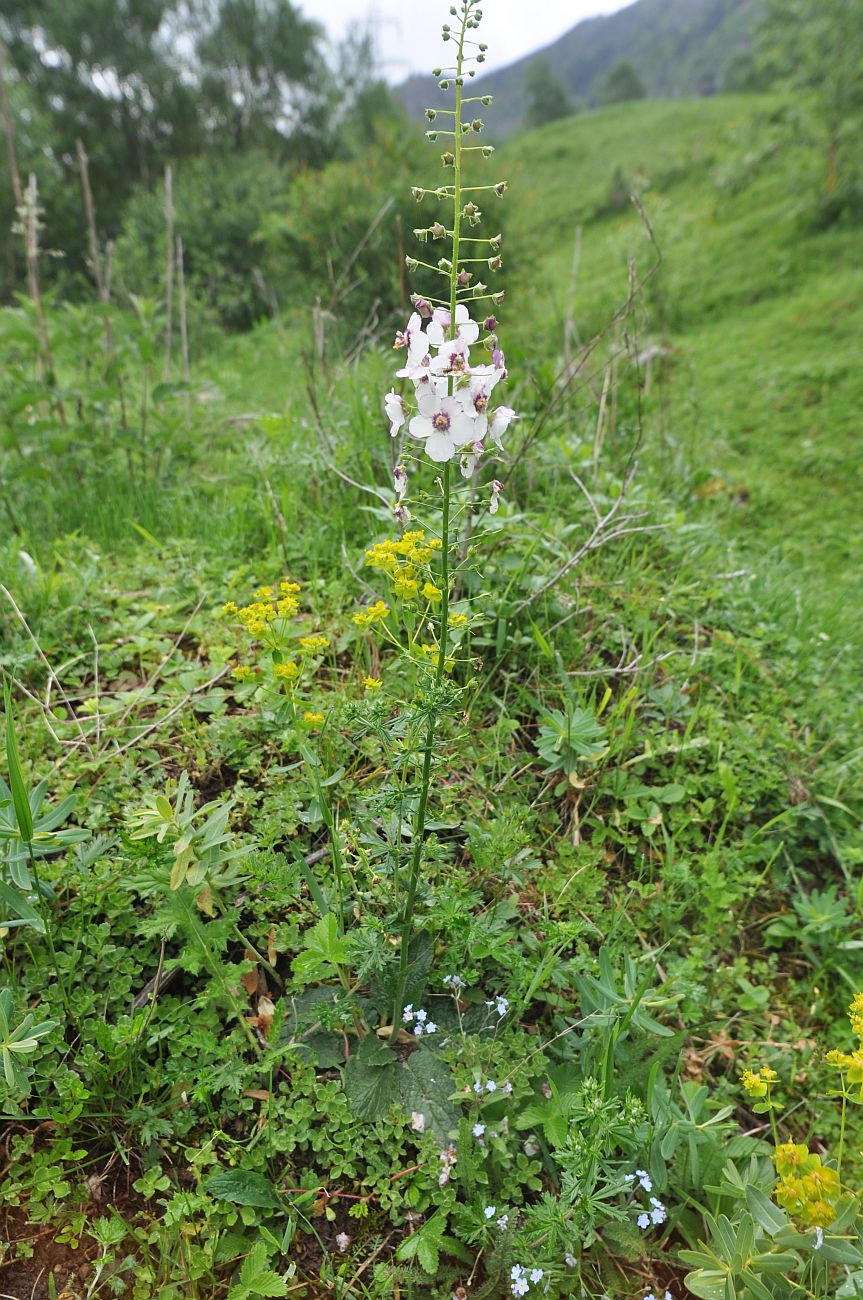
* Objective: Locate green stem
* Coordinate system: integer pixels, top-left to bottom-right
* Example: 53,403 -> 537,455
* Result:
387,6 -> 468,1042
27,843 -> 75,1029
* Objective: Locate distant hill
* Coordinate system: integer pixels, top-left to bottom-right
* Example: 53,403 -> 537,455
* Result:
397,0 -> 762,137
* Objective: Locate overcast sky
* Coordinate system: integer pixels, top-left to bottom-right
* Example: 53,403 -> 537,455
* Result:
301,0 -> 634,82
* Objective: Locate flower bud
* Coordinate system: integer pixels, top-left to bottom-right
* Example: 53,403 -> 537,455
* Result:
411,295 -> 433,318
442,31 -> 450,40
414,227 -> 429,242
432,67 -> 442,76
441,152 -> 455,166
405,256 -> 419,271
481,94 -> 493,105
483,315 -> 497,331
471,119 -> 484,132
439,80 -> 450,90
457,269 -> 472,287
488,256 -> 502,272
437,257 -> 452,271
431,222 -> 446,239
494,181 -> 508,197
426,131 -> 438,141
477,54 -> 485,63
490,233 -> 502,250
411,187 -> 424,202
482,146 -> 495,158
425,108 -> 436,121
479,44 -> 488,53
492,290 -> 505,305
463,202 -> 478,216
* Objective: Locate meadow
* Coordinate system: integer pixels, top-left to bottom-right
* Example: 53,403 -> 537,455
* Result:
1,10 -> 862,1297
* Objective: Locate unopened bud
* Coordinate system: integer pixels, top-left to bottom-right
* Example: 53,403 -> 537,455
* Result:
437,257 -> 452,272
411,187 -> 424,202
414,227 -> 429,242
425,108 -> 436,121
432,67 -> 442,77
431,221 -> 446,238
490,233 -> 502,250
463,202 -> 478,216
495,181 -> 508,197
439,79 -> 450,90
426,131 -> 438,141
481,95 -> 493,105
442,152 -> 455,166
492,291 -> 505,306
457,269 -> 472,287
479,44 -> 488,53
411,296 -> 433,318
477,54 -> 485,63
482,146 -> 495,158
488,256 -> 502,271
483,315 -> 497,331
405,256 -> 419,272
471,119 -> 484,132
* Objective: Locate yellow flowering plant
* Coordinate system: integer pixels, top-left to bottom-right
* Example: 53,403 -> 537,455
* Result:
222,580 -> 332,720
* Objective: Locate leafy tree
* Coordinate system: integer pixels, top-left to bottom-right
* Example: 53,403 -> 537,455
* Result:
523,57 -> 575,130
195,0 -> 329,161
600,60 -> 647,105
759,0 -> 863,196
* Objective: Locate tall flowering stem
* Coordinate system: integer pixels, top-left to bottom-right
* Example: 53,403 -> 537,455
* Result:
385,0 -> 513,1044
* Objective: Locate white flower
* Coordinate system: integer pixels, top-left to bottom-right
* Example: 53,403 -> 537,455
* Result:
425,1021 -> 437,1034
484,1205 -> 496,1219
415,1008 -> 427,1024
529,1269 -> 543,1283
510,1266 -> 526,1282
429,334 -> 472,377
488,404 -> 516,449
637,1213 -> 650,1230
394,464 -> 408,502
486,1079 -> 497,1093
473,1082 -> 483,1094
409,394 -> 477,463
385,390 -> 406,437
427,303 -> 480,347
335,1231 -> 351,1253
649,1197 -> 666,1225
460,439 -> 484,479
497,1213 -> 509,1230
636,1169 -> 653,1192
511,1281 -> 528,1298
486,995 -> 509,1017
503,1082 -> 513,1095
472,1122 -> 485,1138
411,1111 -> 425,1133
443,973 -> 465,990
394,311 -> 430,367
489,479 -> 504,515
403,1004 -> 414,1022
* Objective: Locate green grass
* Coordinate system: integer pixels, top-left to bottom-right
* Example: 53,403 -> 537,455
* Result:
1,91 -> 862,1298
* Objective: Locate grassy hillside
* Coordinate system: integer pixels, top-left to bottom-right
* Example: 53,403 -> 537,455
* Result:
398,0 -> 761,134
2,90 -> 862,1297
498,95 -> 862,618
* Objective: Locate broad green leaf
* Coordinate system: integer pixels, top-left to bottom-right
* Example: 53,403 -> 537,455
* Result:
344,1036 -> 398,1120
204,1169 -> 281,1209
745,1185 -> 788,1237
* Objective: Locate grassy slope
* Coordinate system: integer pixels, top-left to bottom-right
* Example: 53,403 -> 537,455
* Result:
499,95 -> 862,617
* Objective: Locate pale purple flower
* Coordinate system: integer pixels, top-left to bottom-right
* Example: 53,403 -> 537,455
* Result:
497,1213 -> 509,1230
409,394 -> 477,463
489,479 -> 504,514
484,1205 -> 496,1219
385,390 -> 406,437
427,303 -> 480,347
393,464 -> 408,502
472,1122 -> 485,1138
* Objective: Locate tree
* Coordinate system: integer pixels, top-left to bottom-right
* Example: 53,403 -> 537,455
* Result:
759,0 -> 863,196
523,57 -> 575,130
195,0 -> 329,161
600,61 -> 647,105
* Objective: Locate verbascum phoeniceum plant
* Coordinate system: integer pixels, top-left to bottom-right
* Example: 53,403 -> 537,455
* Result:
224,1 -> 514,1050
368,0 -> 516,1045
